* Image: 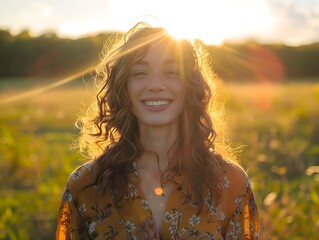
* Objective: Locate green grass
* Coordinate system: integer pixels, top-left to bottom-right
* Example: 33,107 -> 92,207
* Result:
0,79 -> 318,239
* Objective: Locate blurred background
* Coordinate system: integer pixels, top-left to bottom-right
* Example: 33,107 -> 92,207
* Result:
0,0 -> 318,239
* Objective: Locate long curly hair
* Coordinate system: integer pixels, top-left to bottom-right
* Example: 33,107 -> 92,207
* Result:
78,22 -> 236,212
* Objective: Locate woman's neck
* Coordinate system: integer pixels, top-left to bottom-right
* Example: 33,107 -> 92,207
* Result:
137,123 -> 178,171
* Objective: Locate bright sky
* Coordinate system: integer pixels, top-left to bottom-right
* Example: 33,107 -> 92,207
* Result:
0,0 -> 318,46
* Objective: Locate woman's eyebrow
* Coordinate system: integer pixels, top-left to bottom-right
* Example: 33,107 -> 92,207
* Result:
133,60 -> 148,66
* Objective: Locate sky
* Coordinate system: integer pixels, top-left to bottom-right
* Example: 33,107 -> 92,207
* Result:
0,0 -> 319,46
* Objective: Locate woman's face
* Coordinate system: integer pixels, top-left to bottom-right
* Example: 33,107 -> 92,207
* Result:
127,42 -> 186,128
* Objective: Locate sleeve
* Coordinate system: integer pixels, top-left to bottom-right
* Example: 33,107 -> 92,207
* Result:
56,169 -> 92,240
56,185 -> 86,240
56,187 -> 72,240
225,180 -> 260,240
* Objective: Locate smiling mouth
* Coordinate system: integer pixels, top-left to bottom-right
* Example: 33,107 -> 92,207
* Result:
142,100 -> 171,107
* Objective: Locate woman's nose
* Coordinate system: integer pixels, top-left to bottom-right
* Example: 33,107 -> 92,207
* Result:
147,73 -> 165,92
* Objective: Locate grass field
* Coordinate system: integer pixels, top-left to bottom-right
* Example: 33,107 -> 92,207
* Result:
0,78 -> 319,239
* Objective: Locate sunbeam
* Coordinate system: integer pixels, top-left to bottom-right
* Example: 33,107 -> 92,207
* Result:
0,70 -> 88,105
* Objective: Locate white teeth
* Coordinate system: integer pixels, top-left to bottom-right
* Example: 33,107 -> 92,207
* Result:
143,100 -> 170,106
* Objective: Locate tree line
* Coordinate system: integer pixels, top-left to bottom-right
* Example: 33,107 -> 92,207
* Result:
0,29 -> 318,81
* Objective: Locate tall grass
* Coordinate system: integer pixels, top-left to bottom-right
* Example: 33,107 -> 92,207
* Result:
0,79 -> 318,239
226,81 -> 319,239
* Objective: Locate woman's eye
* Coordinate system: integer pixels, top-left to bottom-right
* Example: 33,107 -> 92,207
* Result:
132,71 -> 148,77
165,70 -> 179,77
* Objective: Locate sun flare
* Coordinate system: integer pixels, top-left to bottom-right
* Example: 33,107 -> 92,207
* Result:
149,1 -> 235,45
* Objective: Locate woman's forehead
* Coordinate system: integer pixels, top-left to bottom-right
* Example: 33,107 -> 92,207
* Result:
132,41 -> 180,62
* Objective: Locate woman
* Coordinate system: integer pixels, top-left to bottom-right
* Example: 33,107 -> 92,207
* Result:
56,23 -> 260,239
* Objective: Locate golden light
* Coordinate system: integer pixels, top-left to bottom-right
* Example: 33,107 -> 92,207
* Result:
147,0 -> 271,45
154,0 -> 229,45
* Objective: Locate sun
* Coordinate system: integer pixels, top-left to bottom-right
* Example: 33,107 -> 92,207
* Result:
141,0 -> 271,46
150,1 -> 232,46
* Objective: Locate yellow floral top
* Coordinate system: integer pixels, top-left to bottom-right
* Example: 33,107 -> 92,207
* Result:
56,161 -> 260,239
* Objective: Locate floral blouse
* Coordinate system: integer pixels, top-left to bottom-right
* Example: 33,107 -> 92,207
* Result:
56,161 -> 260,240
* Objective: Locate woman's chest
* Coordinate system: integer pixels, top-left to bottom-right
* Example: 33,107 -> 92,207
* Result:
79,181 -> 227,239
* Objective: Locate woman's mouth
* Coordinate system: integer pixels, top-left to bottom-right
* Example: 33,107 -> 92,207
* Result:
143,100 -> 170,106
141,99 -> 172,111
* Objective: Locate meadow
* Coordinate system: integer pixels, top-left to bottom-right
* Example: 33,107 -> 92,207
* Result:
0,78 -> 318,239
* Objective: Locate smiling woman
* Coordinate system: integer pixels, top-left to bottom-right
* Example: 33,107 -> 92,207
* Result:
56,22 -> 260,239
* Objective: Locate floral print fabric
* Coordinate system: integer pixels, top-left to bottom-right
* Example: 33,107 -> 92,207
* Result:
56,162 -> 260,239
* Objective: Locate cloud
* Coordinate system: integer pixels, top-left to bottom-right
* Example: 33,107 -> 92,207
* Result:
31,1 -> 53,17
267,0 -> 319,45
5,1 -> 55,35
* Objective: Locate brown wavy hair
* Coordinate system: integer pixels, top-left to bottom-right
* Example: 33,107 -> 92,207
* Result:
78,22 -> 237,212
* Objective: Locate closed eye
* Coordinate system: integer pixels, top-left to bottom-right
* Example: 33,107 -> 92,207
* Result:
164,63 -> 180,77
132,71 -> 148,76
130,70 -> 150,79
164,70 -> 180,77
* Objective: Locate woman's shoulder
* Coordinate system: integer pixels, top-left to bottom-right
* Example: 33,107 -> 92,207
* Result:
217,160 -> 256,217
66,161 -> 95,195
220,160 -> 251,196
